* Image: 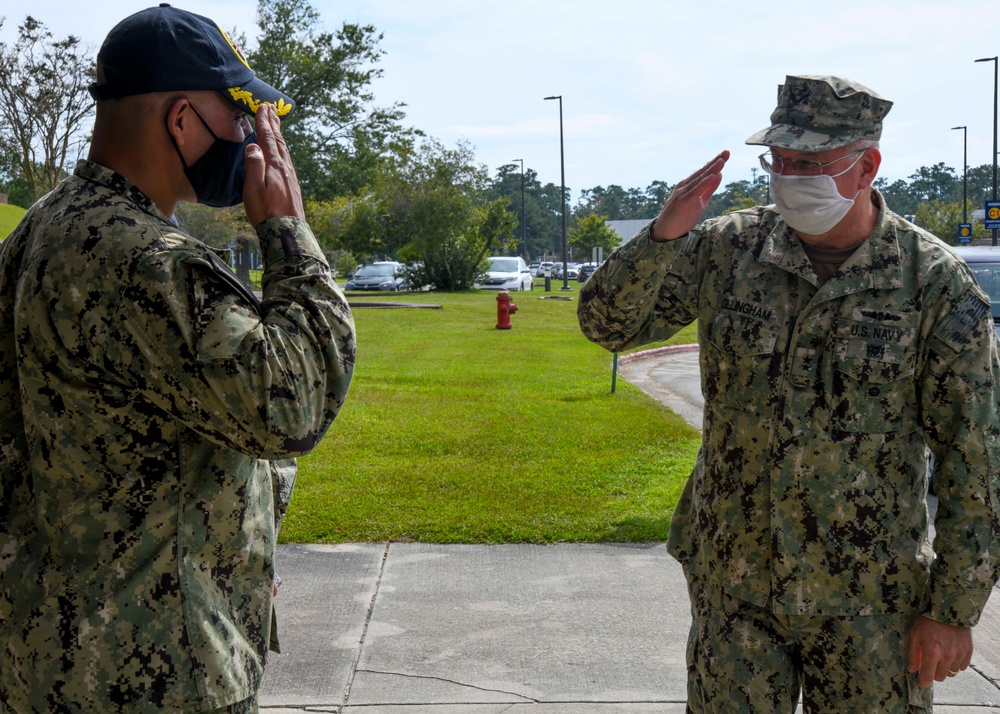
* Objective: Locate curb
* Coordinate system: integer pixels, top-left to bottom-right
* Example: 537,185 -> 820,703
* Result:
618,343 -> 700,365
348,302 -> 442,309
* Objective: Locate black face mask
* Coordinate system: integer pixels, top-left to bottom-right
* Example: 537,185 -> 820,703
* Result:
169,105 -> 255,208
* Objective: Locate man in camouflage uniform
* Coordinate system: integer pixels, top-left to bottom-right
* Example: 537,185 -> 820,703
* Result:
0,5 -> 355,713
578,75 -> 1000,711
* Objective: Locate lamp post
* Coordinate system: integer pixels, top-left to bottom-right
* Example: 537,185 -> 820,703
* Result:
976,57 -> 998,245
952,125 -> 968,225
511,158 -> 526,259
544,95 -> 570,290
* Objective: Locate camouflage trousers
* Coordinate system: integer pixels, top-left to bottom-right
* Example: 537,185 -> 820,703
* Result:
0,693 -> 257,714
202,694 -> 258,714
685,575 -> 933,713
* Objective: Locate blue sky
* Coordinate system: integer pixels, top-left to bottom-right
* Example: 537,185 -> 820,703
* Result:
5,0 -> 1000,204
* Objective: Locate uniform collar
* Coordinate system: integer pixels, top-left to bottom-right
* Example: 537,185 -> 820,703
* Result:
74,160 -> 173,224
759,189 -> 903,293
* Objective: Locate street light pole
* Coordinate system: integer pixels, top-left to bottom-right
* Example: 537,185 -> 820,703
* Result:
952,125 -> 968,225
544,95 -> 570,291
511,158 -> 526,259
976,57 -> 998,245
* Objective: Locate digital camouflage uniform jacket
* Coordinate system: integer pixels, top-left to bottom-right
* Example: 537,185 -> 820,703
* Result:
578,191 -> 1000,628
0,161 -> 356,712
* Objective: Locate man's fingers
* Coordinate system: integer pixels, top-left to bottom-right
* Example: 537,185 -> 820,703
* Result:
650,150 -> 730,241
254,103 -> 279,161
675,150 -> 731,193
242,102 -> 306,226
244,143 -> 264,190
908,617 -> 974,688
694,168 -> 725,204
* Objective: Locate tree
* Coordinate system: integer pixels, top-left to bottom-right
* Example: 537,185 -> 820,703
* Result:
576,182 -> 666,221
400,196 -> 515,291
907,162 -> 957,203
705,180 -> 758,218
965,164 -> 996,207
306,192 -> 391,260
914,198 -> 988,244
488,163 -> 561,260
304,196 -> 351,255
644,180 -> 673,212
316,138 -> 508,290
0,16 -> 95,203
568,213 -> 620,257
246,0 -> 417,200
387,139 -> 497,291
0,151 -> 32,208
873,176 -> 918,218
474,197 -> 519,257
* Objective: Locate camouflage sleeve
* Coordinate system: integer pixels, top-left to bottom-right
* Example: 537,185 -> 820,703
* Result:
0,226 -> 31,538
921,280 -> 1000,627
108,216 -> 355,459
578,221 -> 702,351
270,458 -> 297,533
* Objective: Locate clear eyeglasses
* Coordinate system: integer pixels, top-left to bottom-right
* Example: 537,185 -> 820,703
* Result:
758,149 -> 866,176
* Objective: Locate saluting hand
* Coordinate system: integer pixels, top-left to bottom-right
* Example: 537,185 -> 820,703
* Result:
243,103 -> 305,228
650,150 -> 730,242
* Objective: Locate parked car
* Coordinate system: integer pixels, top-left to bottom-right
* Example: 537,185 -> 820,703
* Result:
475,256 -> 534,291
577,262 -> 601,282
953,246 -> 1000,334
551,263 -> 580,280
536,261 -> 554,278
345,261 -> 404,291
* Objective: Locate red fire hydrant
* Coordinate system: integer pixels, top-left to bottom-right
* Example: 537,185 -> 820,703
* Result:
496,290 -> 518,329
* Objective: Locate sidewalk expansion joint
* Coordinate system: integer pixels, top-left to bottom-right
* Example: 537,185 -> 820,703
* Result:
341,541 -> 390,707
970,662 -> 1000,692
353,669 -> 537,703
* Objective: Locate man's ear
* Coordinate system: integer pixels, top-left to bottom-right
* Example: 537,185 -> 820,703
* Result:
859,147 -> 881,190
165,97 -> 193,147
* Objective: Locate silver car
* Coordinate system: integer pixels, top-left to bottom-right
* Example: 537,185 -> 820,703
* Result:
953,245 -> 1000,334
475,256 -> 534,291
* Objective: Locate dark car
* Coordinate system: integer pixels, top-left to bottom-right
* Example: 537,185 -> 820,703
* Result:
345,262 -> 404,291
577,262 -> 601,282
953,246 -> 1000,334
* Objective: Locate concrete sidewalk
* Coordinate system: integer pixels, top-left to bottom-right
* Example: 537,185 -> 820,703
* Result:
259,348 -> 1000,712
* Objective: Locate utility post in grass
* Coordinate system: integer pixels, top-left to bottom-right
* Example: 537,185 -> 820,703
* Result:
544,95 -> 571,291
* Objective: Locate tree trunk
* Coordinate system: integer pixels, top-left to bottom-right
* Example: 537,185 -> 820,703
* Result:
235,236 -> 252,285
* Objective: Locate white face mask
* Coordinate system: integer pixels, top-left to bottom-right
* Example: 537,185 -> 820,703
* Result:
769,151 -> 866,235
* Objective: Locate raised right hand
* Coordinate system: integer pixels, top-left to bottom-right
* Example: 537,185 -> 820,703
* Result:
650,150 -> 730,242
243,103 -> 305,228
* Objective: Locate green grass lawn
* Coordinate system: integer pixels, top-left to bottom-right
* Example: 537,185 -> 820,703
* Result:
0,203 -> 27,239
282,285 -> 701,544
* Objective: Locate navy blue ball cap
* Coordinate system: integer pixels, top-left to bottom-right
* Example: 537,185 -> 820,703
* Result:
89,3 -> 293,118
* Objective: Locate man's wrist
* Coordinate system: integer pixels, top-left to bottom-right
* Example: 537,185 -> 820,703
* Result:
650,217 -> 685,243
